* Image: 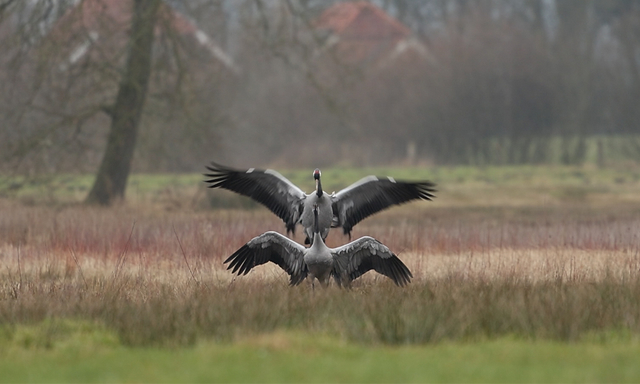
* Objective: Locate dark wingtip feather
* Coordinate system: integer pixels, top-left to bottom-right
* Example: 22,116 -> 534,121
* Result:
203,161 -> 301,235
224,246 -> 256,276
413,181 -> 437,201
387,255 -> 412,286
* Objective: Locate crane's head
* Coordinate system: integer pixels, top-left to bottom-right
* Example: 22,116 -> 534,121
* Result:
313,168 -> 321,180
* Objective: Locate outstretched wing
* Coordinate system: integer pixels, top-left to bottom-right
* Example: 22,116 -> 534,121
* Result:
331,176 -> 436,237
225,231 -> 308,285
204,162 -> 306,234
331,236 -> 412,287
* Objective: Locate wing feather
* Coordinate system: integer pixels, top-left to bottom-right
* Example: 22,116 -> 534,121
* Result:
331,176 -> 436,237
331,236 -> 412,286
204,162 -> 306,234
224,232 -> 308,285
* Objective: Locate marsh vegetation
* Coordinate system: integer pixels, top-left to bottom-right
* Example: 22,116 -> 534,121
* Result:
2,166 -> 640,350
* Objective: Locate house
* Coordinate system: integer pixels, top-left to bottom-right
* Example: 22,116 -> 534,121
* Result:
31,0 -> 238,172
49,0 -> 238,74
313,1 -> 431,70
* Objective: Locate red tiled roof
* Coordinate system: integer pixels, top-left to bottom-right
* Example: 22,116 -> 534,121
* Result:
50,0 -> 238,73
56,0 -> 196,38
313,1 -> 418,67
314,1 -> 411,40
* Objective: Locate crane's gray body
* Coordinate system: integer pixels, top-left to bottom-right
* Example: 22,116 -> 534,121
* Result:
205,162 -> 436,244
303,231 -> 334,286
224,206 -> 413,288
300,194 -> 332,244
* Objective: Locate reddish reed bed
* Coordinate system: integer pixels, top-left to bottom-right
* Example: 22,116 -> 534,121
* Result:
1,199 -> 640,346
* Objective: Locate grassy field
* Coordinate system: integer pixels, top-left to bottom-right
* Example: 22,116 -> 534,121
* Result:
3,163 -> 640,208
2,326 -> 640,383
1,165 -> 640,382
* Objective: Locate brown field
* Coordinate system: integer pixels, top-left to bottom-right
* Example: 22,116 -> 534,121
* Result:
1,195 -> 640,346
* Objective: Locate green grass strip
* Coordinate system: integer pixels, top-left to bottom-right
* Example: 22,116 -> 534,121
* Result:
1,325 -> 639,383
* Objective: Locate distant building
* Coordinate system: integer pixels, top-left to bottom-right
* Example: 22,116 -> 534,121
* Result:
313,1 -> 431,71
49,0 -> 238,74
27,0 -> 238,172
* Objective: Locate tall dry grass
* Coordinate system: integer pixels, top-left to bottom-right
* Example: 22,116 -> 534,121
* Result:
1,199 -> 640,346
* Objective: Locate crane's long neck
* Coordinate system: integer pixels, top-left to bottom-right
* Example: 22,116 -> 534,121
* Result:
313,206 -> 320,234
315,178 -> 323,198
311,207 -> 325,250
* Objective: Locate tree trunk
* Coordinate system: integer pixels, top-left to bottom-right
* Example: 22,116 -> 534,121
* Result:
86,0 -> 161,205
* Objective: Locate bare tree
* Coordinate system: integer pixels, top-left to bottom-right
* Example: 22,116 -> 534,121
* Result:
3,0 -> 640,181
85,0 -> 161,205
0,0 -> 234,200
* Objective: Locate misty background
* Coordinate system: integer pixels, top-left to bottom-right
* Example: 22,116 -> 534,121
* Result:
1,0 -> 639,175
